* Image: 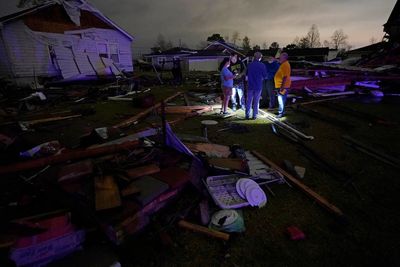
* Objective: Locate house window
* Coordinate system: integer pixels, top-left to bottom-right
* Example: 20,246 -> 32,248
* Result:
97,43 -> 108,58
109,44 -> 119,63
97,43 -> 120,63
158,57 -> 166,65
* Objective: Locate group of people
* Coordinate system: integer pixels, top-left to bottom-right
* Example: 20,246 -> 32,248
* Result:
219,52 -> 291,119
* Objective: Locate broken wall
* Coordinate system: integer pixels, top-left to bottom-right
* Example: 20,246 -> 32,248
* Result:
0,20 -> 59,86
0,20 -> 133,86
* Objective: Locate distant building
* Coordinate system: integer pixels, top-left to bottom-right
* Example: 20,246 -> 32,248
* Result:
143,47 -> 197,70
384,0 -> 400,43
0,0 -> 134,87
185,41 -> 245,72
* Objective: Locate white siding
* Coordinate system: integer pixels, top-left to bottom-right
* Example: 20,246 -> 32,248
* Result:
66,28 -> 133,72
0,31 -> 12,77
2,21 -> 59,80
189,59 -> 221,72
1,20 -> 133,85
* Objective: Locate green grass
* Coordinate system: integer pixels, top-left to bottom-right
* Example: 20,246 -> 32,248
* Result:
15,75 -> 399,267
120,89 -> 400,267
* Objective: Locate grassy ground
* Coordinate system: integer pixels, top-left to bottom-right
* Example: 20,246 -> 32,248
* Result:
5,74 -> 400,267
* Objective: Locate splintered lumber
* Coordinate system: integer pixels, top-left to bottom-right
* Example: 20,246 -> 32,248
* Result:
184,143 -> 231,158
0,140 -> 140,175
20,115 -> 81,127
178,220 -> 230,241
114,92 -> 182,129
95,176 -> 121,210
164,105 -> 213,114
125,164 -> 161,180
252,151 -> 345,219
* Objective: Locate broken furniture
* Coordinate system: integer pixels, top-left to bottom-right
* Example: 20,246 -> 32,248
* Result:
201,120 -> 218,139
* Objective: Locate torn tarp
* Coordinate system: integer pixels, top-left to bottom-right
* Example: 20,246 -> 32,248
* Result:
165,123 -> 194,157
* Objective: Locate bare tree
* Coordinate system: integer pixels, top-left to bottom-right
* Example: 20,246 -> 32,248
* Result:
155,34 -> 167,50
166,40 -> 173,50
232,31 -> 240,45
306,24 -> 321,48
298,37 -> 310,48
331,29 -> 348,50
242,36 -> 251,52
262,41 -> 268,50
323,40 -> 331,48
154,34 -> 173,51
269,42 -> 279,49
292,37 -> 300,46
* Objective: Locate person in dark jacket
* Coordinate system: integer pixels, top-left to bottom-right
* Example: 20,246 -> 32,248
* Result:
245,52 -> 267,120
229,54 -> 246,111
262,56 -> 280,109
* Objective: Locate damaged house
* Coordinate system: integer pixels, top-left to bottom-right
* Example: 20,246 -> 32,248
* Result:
0,0 -> 134,87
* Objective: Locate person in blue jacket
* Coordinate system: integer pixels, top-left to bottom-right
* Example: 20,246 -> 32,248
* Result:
219,57 -> 235,115
245,52 -> 267,120
262,56 -> 280,109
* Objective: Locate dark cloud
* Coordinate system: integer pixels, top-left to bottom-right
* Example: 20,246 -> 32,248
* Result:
0,0 -> 396,53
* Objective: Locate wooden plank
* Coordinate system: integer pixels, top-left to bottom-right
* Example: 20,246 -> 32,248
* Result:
113,92 -> 182,129
252,151 -> 345,219
185,143 -> 231,158
121,183 -> 141,197
164,106 -> 212,114
178,220 -> 230,241
95,176 -> 121,211
0,140 -> 140,175
208,158 -> 246,172
20,115 -> 81,127
125,164 -> 161,180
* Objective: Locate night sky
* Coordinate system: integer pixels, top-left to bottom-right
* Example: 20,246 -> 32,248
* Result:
0,0 -> 396,55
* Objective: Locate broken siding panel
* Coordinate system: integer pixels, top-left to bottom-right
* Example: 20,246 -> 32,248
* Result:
53,46 -> 80,79
2,21 -> 59,78
79,28 -> 133,72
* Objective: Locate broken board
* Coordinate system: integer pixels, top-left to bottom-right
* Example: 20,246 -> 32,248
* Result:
95,176 -> 121,211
